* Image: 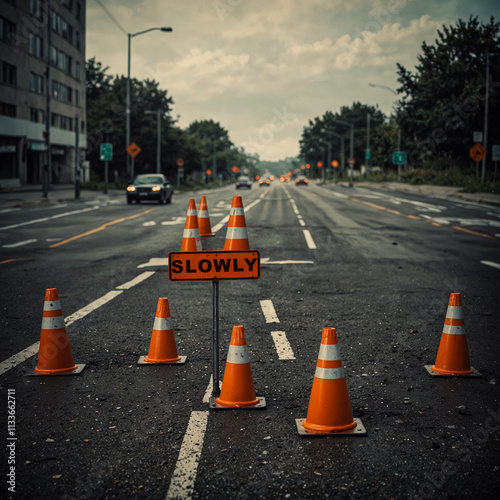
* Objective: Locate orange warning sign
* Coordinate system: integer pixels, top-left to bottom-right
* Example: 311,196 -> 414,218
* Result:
168,251 -> 260,281
127,142 -> 142,158
469,143 -> 486,163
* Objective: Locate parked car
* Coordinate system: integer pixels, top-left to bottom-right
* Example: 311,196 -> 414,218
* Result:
259,177 -> 271,187
126,174 -> 173,204
235,175 -> 252,189
295,175 -> 308,185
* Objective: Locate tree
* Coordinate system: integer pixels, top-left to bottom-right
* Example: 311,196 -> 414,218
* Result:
395,16 -> 500,170
299,103 -> 386,174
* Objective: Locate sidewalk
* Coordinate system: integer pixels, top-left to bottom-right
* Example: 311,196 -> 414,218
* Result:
0,184 -> 123,209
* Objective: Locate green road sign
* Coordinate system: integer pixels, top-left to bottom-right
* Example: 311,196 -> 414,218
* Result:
365,150 -> 371,160
100,143 -> 113,161
392,151 -> 407,165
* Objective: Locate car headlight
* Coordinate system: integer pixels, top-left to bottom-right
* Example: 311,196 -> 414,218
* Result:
152,186 -> 162,192
127,186 -> 136,192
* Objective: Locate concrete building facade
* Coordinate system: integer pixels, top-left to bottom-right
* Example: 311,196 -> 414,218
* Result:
0,0 -> 86,187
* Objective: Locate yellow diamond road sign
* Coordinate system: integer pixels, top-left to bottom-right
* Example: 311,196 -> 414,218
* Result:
469,143 -> 486,163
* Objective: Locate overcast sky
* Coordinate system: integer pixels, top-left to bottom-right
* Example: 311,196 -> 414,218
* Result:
86,0 -> 499,161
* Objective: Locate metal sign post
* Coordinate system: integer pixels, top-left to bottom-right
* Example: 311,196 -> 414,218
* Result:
168,250 -> 261,403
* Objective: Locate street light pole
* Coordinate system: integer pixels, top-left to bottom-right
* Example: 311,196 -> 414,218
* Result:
126,27 -> 172,179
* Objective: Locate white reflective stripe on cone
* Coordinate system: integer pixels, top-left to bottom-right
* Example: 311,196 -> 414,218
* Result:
314,366 -> 345,380
445,305 -> 463,320
225,227 -> 248,239
226,345 -> 250,364
187,209 -> 197,216
153,317 -> 173,331
230,207 -> 245,216
41,316 -> 66,329
183,228 -> 200,238
198,210 -> 209,218
318,343 -> 341,361
442,324 -> 466,335
44,301 -> 62,311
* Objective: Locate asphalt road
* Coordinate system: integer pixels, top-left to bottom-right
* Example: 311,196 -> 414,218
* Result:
1,180 -> 499,499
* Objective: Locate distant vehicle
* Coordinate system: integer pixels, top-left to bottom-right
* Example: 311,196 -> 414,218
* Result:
295,175 -> 308,185
235,175 -> 252,189
259,177 -> 271,187
126,174 -> 173,204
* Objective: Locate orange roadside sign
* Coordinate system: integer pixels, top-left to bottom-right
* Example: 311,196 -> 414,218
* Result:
168,250 -> 260,281
127,142 -> 142,158
469,143 -> 486,163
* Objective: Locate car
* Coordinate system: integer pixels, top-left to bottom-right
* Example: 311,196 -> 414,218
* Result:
126,174 -> 173,204
235,175 -> 252,189
258,177 -> 271,187
295,175 -> 308,185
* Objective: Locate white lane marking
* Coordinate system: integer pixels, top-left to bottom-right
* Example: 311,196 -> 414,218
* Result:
166,411 -> 209,500
0,206 -> 99,231
303,229 -> 317,249
421,215 -> 500,227
116,271 -> 155,290
298,219 -> 306,227
211,214 -> 229,234
271,331 -> 296,360
143,221 -> 157,226
202,375 -> 222,403
481,260 -> 500,269
260,299 -> 280,323
65,290 -> 124,326
138,258 -> 169,268
161,217 -> 186,226
0,208 -> 21,214
261,258 -> 314,265
0,271 -> 158,375
0,343 -> 40,376
2,239 -> 37,248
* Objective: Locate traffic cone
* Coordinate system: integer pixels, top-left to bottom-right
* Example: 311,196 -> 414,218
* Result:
296,328 -> 366,436
138,298 -> 186,365
198,195 -> 214,237
181,198 -> 202,251
224,196 -> 250,250
425,293 -> 481,377
33,288 -> 85,375
210,325 -> 266,409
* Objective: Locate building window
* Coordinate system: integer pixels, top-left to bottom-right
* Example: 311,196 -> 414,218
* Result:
29,33 -> 43,58
1,61 -> 16,86
75,89 -> 79,106
76,2 -> 81,21
0,102 -> 16,117
51,12 -> 73,44
76,31 -> 80,51
51,113 -> 73,131
75,61 -> 80,80
61,0 -> 74,11
0,17 -> 17,45
50,46 -> 72,74
30,107 -> 45,123
29,72 -> 44,93
29,0 -> 43,19
52,80 -> 72,103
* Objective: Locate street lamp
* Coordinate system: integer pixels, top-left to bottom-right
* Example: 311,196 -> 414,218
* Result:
368,82 -> 402,179
321,128 -> 346,177
145,109 -> 162,173
126,26 -> 172,179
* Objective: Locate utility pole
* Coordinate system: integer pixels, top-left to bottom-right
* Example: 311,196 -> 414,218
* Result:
481,52 -> 490,185
75,114 -> 80,199
365,113 -> 370,177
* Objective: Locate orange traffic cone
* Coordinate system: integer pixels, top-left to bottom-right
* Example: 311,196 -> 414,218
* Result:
224,196 -> 250,250
425,293 -> 481,377
33,288 -> 85,375
296,328 -> 366,436
210,325 -> 266,409
181,198 -> 202,251
198,195 -> 214,237
138,298 -> 186,365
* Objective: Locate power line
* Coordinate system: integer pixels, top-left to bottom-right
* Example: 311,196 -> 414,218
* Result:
94,0 -> 127,35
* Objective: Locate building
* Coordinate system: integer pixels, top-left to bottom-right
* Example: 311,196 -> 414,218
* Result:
0,0 -> 86,188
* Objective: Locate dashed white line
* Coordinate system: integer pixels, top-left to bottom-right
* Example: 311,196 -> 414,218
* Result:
271,331 -> 296,360
481,260 -> 500,269
260,299 -> 280,323
2,239 -> 37,248
116,271 -> 155,290
166,411 -> 209,500
303,229 -> 317,249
